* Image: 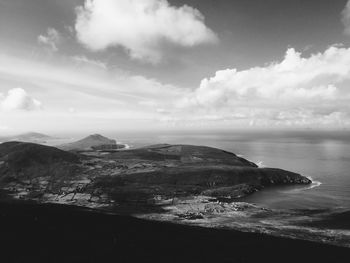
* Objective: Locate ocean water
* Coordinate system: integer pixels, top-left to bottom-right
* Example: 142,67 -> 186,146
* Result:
112,130 -> 350,211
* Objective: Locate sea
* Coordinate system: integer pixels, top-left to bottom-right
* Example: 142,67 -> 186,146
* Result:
107,130 -> 350,211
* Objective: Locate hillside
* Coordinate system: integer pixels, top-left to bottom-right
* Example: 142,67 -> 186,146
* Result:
0,142 -> 80,187
58,134 -> 120,151
93,144 -> 310,203
0,141 -> 310,207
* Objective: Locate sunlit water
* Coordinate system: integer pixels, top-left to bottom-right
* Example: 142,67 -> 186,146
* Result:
108,130 -> 350,211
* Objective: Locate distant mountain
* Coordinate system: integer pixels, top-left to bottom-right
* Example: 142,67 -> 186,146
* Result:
0,132 -> 53,143
58,134 -> 119,151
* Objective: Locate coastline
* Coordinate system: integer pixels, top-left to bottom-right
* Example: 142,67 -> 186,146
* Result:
1,140 -> 349,257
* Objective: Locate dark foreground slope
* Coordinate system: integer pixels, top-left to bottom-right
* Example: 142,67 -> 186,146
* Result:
0,201 -> 349,263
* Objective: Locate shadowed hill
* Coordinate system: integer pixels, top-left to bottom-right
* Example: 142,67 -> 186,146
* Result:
0,142 -> 80,182
0,142 -> 79,166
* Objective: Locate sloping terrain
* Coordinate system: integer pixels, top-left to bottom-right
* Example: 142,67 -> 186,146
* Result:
58,134 -> 122,151
0,142 -> 81,198
108,144 -> 258,166
0,141 -> 79,175
92,144 -> 310,204
0,202 -> 349,263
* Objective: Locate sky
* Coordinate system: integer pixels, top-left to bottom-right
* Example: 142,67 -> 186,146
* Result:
1,0 -> 350,134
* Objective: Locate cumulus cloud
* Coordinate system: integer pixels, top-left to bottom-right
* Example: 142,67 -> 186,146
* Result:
3,45 -> 350,130
38,28 -> 61,51
0,52 -> 185,129
0,88 -> 42,111
75,0 -> 218,63
176,46 -> 350,127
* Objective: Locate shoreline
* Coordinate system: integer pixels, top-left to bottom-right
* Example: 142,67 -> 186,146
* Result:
1,141 -> 349,260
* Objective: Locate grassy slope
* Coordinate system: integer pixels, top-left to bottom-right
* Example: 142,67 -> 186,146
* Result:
0,142 -> 80,183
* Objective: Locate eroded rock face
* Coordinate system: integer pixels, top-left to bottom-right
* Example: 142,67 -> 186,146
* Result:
0,142 -> 311,210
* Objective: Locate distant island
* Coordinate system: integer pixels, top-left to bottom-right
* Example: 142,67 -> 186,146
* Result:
58,134 -> 126,151
0,132 -> 54,144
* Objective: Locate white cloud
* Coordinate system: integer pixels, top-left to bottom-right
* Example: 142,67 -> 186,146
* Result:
0,52 -> 187,132
176,46 -> 350,128
75,0 -> 218,63
71,55 -> 107,69
0,88 -> 42,111
189,47 -> 348,105
0,53 -> 185,106
3,45 -> 350,131
38,28 -> 61,51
